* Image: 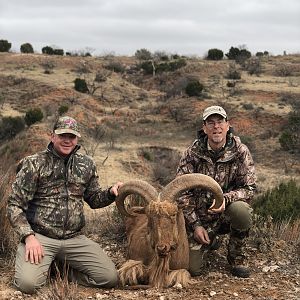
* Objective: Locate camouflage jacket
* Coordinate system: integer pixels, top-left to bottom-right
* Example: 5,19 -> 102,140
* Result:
176,129 -> 256,232
7,143 -> 115,241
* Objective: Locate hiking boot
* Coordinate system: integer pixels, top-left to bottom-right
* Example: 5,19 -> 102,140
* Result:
227,254 -> 250,278
227,228 -> 250,278
230,265 -> 250,278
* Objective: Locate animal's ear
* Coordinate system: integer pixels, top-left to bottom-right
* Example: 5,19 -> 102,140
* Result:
129,206 -> 146,214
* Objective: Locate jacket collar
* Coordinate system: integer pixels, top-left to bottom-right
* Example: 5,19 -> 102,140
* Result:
194,127 -> 237,162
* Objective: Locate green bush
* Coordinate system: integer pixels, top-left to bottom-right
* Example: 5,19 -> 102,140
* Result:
20,43 -> 34,53
139,58 -> 186,75
135,48 -> 152,60
139,61 -> 154,75
185,80 -> 204,97
225,47 -> 240,60
58,105 -> 69,116
74,78 -> 89,93
42,46 -> 54,55
207,48 -> 224,60
53,49 -> 64,56
253,180 -> 300,221
279,109 -> 300,153
226,46 -> 251,64
0,116 -> 25,141
24,108 -> 43,126
0,39 -> 12,52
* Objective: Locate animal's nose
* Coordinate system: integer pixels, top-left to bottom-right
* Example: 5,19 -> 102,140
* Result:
156,244 -> 170,255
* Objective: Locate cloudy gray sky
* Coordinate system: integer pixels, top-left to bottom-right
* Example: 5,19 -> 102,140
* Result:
0,0 -> 299,56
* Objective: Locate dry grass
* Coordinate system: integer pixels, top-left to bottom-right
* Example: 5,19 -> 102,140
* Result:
41,263 -> 83,300
273,218 -> 300,244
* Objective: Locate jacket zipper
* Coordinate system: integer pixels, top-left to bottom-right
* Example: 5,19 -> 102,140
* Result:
62,158 -> 71,238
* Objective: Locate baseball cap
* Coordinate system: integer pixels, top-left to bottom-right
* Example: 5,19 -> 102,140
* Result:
53,116 -> 81,137
203,105 -> 227,121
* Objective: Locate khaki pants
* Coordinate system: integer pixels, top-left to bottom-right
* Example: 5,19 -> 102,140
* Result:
14,233 -> 118,294
189,201 -> 253,276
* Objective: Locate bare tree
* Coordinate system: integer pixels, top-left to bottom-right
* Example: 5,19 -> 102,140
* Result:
81,125 -> 106,157
85,69 -> 111,96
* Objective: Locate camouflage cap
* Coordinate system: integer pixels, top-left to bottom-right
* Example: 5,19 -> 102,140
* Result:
203,105 -> 227,121
53,116 -> 81,137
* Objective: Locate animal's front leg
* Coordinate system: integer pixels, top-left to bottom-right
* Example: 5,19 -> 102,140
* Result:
167,269 -> 194,288
118,260 -> 148,286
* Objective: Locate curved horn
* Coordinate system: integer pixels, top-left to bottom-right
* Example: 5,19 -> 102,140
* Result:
160,174 -> 224,209
116,180 -> 159,217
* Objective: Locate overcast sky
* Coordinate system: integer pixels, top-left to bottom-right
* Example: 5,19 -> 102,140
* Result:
0,0 -> 299,57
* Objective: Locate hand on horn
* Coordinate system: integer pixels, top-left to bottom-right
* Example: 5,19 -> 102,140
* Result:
208,198 -> 225,214
110,181 -> 124,197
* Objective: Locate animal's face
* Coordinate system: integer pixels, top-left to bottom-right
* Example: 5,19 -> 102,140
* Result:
146,201 -> 179,257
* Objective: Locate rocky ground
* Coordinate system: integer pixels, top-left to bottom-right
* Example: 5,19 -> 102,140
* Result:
1,220 -> 300,300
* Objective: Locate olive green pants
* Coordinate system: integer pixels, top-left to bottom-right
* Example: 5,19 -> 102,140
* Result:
14,233 -> 118,294
189,201 -> 253,276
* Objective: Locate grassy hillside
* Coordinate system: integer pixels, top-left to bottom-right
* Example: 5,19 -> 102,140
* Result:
1,52 -> 299,190
0,51 -> 300,300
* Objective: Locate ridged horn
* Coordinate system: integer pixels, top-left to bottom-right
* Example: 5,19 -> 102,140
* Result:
160,174 -> 224,209
115,180 -> 159,217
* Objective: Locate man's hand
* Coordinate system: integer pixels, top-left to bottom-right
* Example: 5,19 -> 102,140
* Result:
24,234 -> 44,264
194,226 -> 210,245
208,198 -> 225,214
110,181 -> 123,197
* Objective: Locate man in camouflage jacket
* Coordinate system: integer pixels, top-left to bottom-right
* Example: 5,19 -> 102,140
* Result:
7,116 -> 123,294
176,105 -> 256,278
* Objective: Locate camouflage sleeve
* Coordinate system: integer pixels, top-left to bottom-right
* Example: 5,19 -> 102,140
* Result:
176,147 -> 203,230
224,144 -> 256,206
83,161 -> 115,209
7,157 -> 39,241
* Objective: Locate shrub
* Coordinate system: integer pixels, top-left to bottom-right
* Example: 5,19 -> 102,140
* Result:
0,39 -> 12,52
74,78 -> 89,93
40,59 -> 55,74
242,103 -> 254,110
225,47 -> 240,60
226,46 -> 251,64
279,109 -> 300,154
167,58 -> 187,71
135,48 -> 152,60
185,80 -> 204,97
104,60 -> 125,73
139,61 -> 154,75
207,48 -> 224,60
274,64 -> 293,77
24,108 -> 44,126
225,63 -> 241,80
53,48 -> 64,56
154,51 -> 169,61
256,52 -> 264,57
20,43 -> 34,53
245,57 -> 262,76
0,116 -> 25,141
58,105 -> 69,116
42,46 -> 54,55
253,180 -> 300,222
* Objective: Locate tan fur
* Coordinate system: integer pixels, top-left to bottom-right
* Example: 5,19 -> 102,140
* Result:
119,201 -> 192,288
117,175 -> 223,288
118,260 -> 147,286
